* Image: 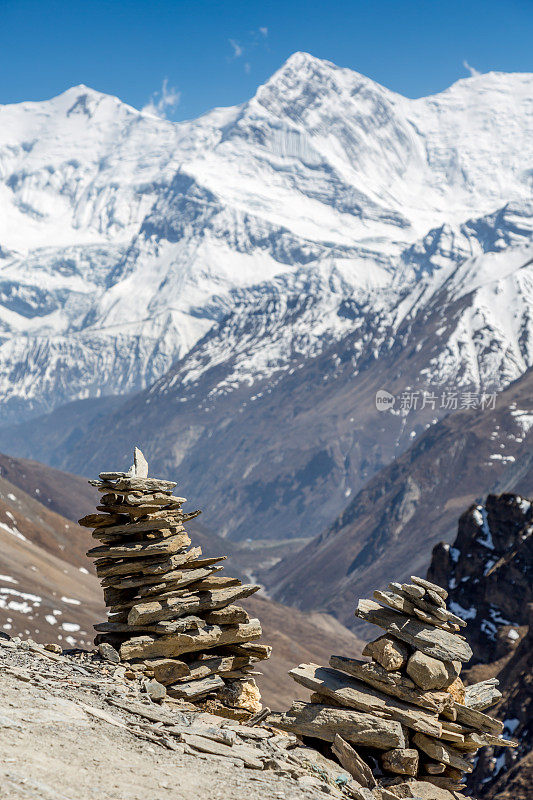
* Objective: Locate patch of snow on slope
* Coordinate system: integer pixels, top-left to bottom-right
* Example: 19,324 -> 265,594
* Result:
449,601 -> 477,620
511,408 -> 533,434
474,505 -> 494,549
0,521 -> 27,541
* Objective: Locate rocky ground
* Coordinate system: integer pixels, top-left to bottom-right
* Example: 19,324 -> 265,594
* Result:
1,633 -> 472,800
0,634 -> 348,800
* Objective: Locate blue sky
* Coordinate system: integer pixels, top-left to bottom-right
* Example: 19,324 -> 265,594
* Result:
1,0 -> 532,120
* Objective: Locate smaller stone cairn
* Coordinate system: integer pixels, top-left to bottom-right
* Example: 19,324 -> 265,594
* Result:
80,447 -> 270,718
270,576 -> 517,797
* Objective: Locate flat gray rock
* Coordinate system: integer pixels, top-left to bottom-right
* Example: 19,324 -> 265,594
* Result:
268,702 -> 406,750
355,599 -> 473,663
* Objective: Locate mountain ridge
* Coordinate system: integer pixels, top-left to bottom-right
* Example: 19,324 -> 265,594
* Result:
262,367 -> 533,626
1,54 -> 532,420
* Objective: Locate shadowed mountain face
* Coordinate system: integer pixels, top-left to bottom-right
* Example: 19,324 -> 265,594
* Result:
261,369 -> 533,629
428,493 -> 532,800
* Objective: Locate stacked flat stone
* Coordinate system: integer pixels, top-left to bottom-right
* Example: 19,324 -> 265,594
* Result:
80,448 -> 270,716
270,576 -> 516,797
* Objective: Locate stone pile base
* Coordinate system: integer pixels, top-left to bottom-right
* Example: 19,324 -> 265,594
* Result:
270,575 -> 516,796
81,448 -> 270,717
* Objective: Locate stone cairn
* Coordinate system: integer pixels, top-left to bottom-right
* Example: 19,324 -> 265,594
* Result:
270,576 -> 516,797
79,448 -> 270,718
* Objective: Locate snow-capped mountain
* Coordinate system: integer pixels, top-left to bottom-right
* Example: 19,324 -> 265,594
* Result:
1,52 -> 532,421
5,234 -> 531,547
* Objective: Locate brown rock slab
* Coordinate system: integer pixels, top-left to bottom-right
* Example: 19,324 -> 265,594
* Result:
424,762 -> 446,774
187,575 -> 241,591
143,658 -> 190,684
97,642 -> 121,663
127,584 -> 260,625
167,675 -> 225,700
399,583 -> 425,600
87,532 -> 191,559
424,776 -> 466,792
426,589 -> 446,608
410,576 -> 448,599
463,678 -> 502,710
219,642 -> 272,660
92,515 -> 186,537
173,655 -> 250,683
381,748 -> 419,776
78,512 -> 123,528
119,619 -> 262,659
204,605 -> 250,625
269,702 -> 406,749
145,678 -> 166,701
331,734 -> 376,787
94,616 -> 205,635
376,779 -> 459,800
406,651 -> 457,690
95,548 -> 202,579
362,635 -> 409,671
137,567 -> 220,596
452,701 -> 504,733
412,732 -> 473,772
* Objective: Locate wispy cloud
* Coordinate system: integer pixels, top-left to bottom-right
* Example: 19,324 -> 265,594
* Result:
142,78 -> 180,119
229,39 -> 243,59
463,59 -> 481,77
227,27 -> 269,73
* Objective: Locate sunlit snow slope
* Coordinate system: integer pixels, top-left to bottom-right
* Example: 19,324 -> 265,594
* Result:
1,52 -> 532,421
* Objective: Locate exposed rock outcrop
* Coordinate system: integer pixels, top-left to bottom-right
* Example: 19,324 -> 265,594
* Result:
428,493 -> 532,798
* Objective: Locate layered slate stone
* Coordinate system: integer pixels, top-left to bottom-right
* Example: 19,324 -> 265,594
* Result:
82,447 -> 270,717
271,574 -> 516,797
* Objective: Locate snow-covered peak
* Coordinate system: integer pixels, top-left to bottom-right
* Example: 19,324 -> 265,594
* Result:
0,55 -> 532,420
0,82 -> 140,142
254,50 -> 398,116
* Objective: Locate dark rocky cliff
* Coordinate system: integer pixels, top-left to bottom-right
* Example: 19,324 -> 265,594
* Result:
428,493 -> 532,798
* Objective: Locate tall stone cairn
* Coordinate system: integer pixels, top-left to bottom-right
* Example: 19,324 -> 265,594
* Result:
80,447 -> 270,717
270,576 -> 517,798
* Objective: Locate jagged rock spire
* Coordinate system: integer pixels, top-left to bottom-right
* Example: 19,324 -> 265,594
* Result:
124,446 -> 148,478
